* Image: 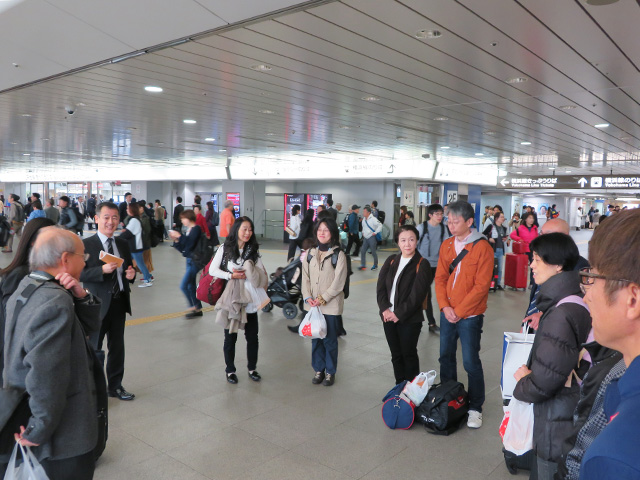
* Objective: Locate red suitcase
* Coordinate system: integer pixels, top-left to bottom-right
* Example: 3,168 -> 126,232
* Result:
504,253 -> 528,290
512,242 -> 528,255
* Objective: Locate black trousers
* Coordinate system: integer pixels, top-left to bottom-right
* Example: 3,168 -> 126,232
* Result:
287,239 -> 299,262
224,312 -> 259,373
424,266 -> 438,325
383,321 -> 423,384
346,233 -> 361,255
90,296 -> 127,392
0,450 -> 95,480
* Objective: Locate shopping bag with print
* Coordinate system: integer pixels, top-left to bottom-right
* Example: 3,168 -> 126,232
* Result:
501,326 -> 534,399
298,306 -> 327,339
402,370 -> 437,406
502,399 -> 534,456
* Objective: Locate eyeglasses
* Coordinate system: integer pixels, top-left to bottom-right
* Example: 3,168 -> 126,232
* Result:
579,267 -> 632,293
70,252 -> 90,262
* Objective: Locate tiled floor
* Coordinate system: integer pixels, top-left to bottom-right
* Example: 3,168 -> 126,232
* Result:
0,229 -> 593,479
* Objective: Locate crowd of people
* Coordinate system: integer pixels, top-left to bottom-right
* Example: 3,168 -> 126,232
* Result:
0,190 -> 639,479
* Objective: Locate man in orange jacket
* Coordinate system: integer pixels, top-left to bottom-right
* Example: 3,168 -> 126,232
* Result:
435,201 -> 494,429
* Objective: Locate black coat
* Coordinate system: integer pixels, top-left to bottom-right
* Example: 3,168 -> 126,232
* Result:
80,234 -> 135,321
173,204 -> 184,228
376,252 -> 431,323
513,271 -> 592,462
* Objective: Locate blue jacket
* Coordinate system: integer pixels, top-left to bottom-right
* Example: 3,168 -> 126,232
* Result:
347,212 -> 359,234
26,209 -> 46,222
580,356 -> 640,479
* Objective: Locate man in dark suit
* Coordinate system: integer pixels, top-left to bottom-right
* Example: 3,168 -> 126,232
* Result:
173,196 -> 184,230
80,201 -> 137,401
118,192 -> 133,227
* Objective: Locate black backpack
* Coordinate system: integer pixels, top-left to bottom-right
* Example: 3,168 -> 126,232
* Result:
307,247 -> 353,299
415,380 -> 469,435
191,233 -> 214,270
72,206 -> 85,232
418,221 -> 445,250
377,210 -> 386,224
0,216 -> 11,247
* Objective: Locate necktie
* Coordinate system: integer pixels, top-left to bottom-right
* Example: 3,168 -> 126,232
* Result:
107,238 -> 120,294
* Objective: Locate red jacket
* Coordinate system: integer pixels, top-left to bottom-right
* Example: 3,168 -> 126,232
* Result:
196,213 -> 210,238
510,224 -> 539,253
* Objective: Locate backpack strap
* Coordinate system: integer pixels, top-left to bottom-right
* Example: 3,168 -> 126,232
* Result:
556,295 -> 589,312
418,221 -> 429,248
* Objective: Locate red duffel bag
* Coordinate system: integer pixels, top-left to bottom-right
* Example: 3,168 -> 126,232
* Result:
196,258 -> 227,305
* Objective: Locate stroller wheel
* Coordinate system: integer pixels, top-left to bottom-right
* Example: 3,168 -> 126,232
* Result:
282,302 -> 298,320
262,302 -> 274,313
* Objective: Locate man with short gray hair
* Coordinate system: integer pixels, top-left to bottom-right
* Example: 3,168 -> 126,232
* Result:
2,227 -> 103,479
359,206 -> 382,271
219,199 -> 235,240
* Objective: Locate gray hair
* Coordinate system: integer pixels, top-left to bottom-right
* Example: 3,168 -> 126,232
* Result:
446,201 -> 475,222
29,226 -> 78,271
224,200 -> 233,208
363,206 -> 372,213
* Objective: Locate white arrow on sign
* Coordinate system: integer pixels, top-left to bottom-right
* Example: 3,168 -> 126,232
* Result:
578,177 -> 588,187
500,178 -> 509,186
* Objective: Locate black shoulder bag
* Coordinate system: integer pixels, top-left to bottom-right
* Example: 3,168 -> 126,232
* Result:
448,239 -> 486,274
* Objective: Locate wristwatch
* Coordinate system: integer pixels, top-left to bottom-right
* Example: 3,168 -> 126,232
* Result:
76,289 -> 95,304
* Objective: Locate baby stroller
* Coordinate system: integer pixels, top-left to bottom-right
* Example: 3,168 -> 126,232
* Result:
262,258 -> 305,320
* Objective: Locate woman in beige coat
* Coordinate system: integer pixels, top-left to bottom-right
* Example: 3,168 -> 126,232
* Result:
302,217 -> 348,386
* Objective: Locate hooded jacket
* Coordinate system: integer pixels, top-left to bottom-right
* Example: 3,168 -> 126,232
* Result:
513,271 -> 592,462
434,231 -> 494,319
302,246 -> 347,316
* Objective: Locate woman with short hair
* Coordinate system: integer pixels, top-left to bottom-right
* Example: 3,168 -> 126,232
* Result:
377,225 -> 431,384
302,217 -> 348,386
513,233 -> 592,479
169,210 -> 203,318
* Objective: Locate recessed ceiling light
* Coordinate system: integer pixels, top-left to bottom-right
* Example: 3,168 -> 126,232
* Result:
258,109 -> 274,114
144,86 -> 163,93
205,137 -> 215,142
157,142 -> 165,145
20,114 -> 31,117
548,167 -> 556,170
520,141 -> 532,145
516,171 -> 523,174
475,153 -> 484,156
361,95 -> 380,102
250,64 -> 272,72
441,146 -> 450,149
267,145 -> 277,149
265,133 -> 276,136
339,125 -> 351,130
415,29 -> 442,39
566,170 -> 572,173
559,105 -> 577,110
433,116 -> 449,121
42,138 -> 49,141
183,119 -> 197,124
505,77 -> 528,84
484,130 -> 497,136
219,149 -> 226,152
10,142 -> 17,145
594,123 -> 609,128
22,153 -> 30,156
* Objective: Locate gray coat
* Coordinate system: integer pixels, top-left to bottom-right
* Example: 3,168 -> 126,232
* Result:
2,276 -> 101,461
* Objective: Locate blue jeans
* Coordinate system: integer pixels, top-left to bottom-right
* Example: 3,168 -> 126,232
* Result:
495,248 -> 504,286
439,313 -> 485,412
311,314 -> 340,375
360,236 -> 378,268
131,251 -> 152,282
180,258 -> 202,309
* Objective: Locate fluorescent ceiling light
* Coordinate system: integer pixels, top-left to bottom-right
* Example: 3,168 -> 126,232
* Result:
441,146 -> 450,149
548,167 -> 556,170
559,105 -> 576,110
205,138 -> 215,142
259,109 -> 274,114
506,77 -> 528,84
475,153 -> 484,156
183,119 -> 197,124
144,86 -> 163,93
250,64 -> 272,72
594,123 -> 609,128
22,153 -> 30,156
433,117 -> 449,121
219,149 -> 226,152
520,141 -> 532,145
361,95 -> 380,102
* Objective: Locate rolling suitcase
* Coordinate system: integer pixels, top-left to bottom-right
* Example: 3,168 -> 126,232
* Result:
504,253 -> 528,290
490,257 -> 499,292
512,242 -> 528,254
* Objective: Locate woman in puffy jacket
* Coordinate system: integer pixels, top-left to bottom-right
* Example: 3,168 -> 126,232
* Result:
513,233 -> 592,479
510,212 -> 539,286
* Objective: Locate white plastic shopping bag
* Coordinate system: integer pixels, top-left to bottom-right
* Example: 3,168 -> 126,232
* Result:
501,326 -> 535,399
298,306 -> 327,339
403,370 -> 437,406
245,283 -> 270,310
502,399 -> 534,456
4,443 -> 50,480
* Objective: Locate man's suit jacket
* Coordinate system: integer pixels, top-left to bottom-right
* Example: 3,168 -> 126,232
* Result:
118,202 -> 129,224
80,234 -> 134,320
173,203 -> 184,227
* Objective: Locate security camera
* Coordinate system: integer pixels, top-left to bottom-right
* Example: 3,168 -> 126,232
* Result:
65,106 -> 75,115
421,153 -> 430,159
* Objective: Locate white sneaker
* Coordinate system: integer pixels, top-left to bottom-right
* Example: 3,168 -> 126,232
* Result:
467,410 -> 482,429
138,281 -> 153,288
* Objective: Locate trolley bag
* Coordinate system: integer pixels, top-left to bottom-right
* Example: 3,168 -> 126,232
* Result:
504,253 -> 528,290
415,380 -> 469,436
381,381 -> 415,430
512,242 -> 528,254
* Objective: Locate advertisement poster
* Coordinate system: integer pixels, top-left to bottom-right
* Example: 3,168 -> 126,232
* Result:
306,194 -> 331,219
284,194 -> 305,232
226,193 -> 241,219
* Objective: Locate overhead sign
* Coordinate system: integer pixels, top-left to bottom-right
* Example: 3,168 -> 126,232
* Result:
435,162 -> 498,186
497,175 -> 640,190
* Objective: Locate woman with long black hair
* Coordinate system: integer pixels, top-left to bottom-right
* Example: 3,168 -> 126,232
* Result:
301,217 -> 348,386
169,210 -> 203,318
296,208 -> 315,250
209,216 -> 267,384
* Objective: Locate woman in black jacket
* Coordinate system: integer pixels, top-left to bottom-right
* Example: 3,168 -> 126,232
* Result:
513,233 -> 592,479
169,210 -> 203,318
376,224 -> 431,384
